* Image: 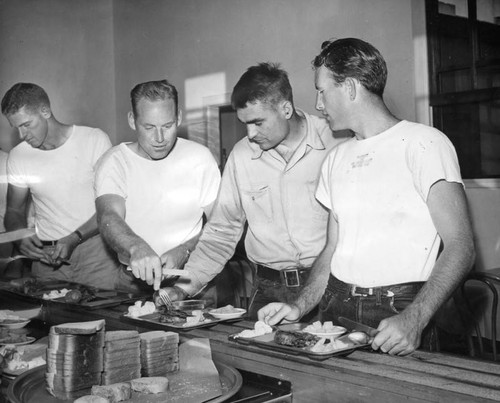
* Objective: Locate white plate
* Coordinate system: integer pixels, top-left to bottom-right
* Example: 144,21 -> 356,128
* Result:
208,308 -> 247,320
0,336 -> 36,346
0,319 -> 31,329
303,326 -> 346,339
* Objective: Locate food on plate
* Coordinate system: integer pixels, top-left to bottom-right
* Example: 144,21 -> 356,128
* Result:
0,328 -> 30,345
43,288 -> 71,300
0,343 -> 46,374
302,321 -> 345,335
130,377 -> 170,394
157,306 -> 192,324
0,311 -> 22,322
65,289 -> 83,303
156,305 -> 214,326
127,301 -> 156,318
209,304 -> 239,314
347,331 -> 370,344
309,337 -> 350,353
184,310 -> 204,326
274,329 -> 320,347
234,321 -> 273,338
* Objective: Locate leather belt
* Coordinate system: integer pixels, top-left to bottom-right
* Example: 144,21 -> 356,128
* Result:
256,264 -> 311,287
330,275 -> 424,297
41,240 -> 58,246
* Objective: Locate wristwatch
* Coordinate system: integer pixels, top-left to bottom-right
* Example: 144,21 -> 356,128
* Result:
74,229 -> 84,244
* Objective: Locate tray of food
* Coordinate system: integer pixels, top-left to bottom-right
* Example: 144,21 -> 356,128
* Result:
2,278 -> 144,310
121,301 -> 247,331
229,321 -> 372,360
0,340 -> 47,377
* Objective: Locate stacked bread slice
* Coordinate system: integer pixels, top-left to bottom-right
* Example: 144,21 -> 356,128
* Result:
139,331 -> 179,377
102,330 -> 141,385
45,319 -> 105,400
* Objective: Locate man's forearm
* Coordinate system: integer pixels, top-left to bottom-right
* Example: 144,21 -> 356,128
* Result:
178,219 -> 246,296
71,214 -> 100,242
402,237 -> 475,329
293,246 -> 334,317
99,211 -> 149,264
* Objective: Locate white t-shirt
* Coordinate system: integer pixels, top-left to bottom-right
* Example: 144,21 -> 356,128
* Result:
7,126 -> 111,240
316,120 -> 463,287
94,138 -> 221,255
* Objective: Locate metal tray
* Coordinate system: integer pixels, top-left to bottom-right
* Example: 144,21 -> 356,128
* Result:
2,280 -> 143,310
228,323 -> 370,361
7,361 -> 242,403
121,311 -> 245,332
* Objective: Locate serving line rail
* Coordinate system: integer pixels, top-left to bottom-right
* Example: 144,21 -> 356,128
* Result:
2,292 -> 500,403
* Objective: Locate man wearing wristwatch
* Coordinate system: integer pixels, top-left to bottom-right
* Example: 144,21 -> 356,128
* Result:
1,83 -> 120,289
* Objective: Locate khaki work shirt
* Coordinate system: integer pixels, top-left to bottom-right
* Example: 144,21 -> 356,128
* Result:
178,109 -> 348,296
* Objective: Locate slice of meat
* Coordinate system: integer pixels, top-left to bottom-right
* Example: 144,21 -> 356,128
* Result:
274,330 -> 320,348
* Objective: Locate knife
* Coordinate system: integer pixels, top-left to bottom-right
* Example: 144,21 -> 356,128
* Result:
338,316 -> 379,338
126,266 -> 192,278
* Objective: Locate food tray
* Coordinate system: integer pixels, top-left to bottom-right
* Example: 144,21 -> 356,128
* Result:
1,280 -> 144,310
121,310 -> 245,331
228,323 -> 370,361
7,361 -> 242,403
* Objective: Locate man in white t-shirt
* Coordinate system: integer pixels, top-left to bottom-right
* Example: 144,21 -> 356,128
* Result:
259,38 -> 475,355
1,83 -> 120,289
95,79 -> 221,292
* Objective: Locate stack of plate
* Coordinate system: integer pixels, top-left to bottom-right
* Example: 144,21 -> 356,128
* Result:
45,319 -> 105,400
139,330 -> 179,376
102,330 -> 141,384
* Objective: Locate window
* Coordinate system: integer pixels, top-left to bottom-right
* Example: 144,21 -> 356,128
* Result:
426,0 -> 500,178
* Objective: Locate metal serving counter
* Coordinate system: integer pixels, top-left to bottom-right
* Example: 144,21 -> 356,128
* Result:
1,292 -> 500,403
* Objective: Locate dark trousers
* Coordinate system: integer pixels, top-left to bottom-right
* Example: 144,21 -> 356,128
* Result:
319,274 -> 439,351
248,266 -> 317,322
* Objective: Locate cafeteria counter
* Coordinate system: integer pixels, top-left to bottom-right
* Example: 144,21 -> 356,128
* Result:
1,293 -> 500,403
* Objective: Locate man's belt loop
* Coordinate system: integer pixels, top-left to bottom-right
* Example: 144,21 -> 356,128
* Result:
375,288 -> 382,305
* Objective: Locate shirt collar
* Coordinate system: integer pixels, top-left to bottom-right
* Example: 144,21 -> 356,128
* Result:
249,109 -> 326,159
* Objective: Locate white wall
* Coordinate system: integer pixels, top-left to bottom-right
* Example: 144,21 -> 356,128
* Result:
0,0 -> 117,148
112,0 -> 418,144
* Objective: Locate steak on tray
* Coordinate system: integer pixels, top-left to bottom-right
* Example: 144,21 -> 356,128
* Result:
274,330 -> 320,348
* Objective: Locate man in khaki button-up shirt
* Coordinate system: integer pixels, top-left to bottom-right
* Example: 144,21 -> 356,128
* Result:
162,62 -> 348,317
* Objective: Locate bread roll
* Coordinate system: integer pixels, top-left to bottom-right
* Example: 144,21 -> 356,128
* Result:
91,383 -> 131,403
130,377 -> 169,394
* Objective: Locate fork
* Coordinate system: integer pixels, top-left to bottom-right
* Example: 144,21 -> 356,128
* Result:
157,288 -> 174,310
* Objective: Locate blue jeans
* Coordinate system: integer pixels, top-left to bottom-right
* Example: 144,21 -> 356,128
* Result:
320,275 -> 439,350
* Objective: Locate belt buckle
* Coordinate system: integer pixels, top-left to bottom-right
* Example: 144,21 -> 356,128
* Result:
283,269 -> 300,287
350,285 -> 373,297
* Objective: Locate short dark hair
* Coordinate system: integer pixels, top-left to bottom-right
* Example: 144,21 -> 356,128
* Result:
313,38 -> 388,97
130,79 -> 178,117
231,62 -> 293,110
1,83 -> 51,116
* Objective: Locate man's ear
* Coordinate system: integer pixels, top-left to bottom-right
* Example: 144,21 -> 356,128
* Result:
346,78 -> 357,101
40,106 -> 52,119
282,101 -> 293,120
177,110 -> 183,126
127,111 -> 136,130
